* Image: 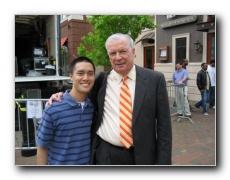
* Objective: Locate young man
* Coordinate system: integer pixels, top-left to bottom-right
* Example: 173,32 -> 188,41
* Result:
195,63 -> 211,115
36,56 -> 95,165
48,33 -> 172,165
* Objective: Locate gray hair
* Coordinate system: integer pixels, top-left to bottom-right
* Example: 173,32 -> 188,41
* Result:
105,33 -> 134,52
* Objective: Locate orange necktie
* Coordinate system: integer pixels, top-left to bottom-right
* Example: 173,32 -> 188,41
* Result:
119,76 -> 133,148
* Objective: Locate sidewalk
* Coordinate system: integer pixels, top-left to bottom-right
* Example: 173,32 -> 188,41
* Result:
15,103 -> 216,166
171,104 -> 216,165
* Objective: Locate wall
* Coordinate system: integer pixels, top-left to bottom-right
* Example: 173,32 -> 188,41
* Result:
134,15 -> 208,102
45,16 -> 56,60
61,15 -> 92,64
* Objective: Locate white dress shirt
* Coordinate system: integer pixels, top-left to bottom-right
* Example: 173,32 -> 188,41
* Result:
207,65 -> 216,87
97,65 -> 136,146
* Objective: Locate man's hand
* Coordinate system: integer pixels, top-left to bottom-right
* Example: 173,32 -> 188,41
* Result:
45,92 -> 63,107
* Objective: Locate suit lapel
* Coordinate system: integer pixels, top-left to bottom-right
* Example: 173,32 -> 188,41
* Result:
132,66 -> 147,126
97,69 -> 112,127
96,67 -> 147,128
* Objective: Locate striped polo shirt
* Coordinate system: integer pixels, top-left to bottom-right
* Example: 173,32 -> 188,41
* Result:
36,90 -> 94,165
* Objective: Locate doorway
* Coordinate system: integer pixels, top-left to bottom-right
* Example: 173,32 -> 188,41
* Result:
207,33 -> 215,64
144,46 -> 155,70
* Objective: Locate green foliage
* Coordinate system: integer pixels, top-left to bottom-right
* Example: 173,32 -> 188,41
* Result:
77,15 -> 156,67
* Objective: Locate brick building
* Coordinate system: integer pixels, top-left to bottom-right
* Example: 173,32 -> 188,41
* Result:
60,15 -> 92,66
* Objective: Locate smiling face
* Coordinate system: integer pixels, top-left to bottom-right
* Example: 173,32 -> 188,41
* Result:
106,36 -> 135,76
70,62 -> 95,97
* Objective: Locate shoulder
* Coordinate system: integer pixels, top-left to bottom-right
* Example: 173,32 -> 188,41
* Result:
135,65 -> 165,84
136,65 -> 164,77
183,69 -> 188,75
44,98 -> 66,113
197,70 -> 203,75
184,68 -> 188,72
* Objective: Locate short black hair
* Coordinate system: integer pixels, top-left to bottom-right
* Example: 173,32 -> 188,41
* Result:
201,63 -> 206,67
210,59 -> 215,64
69,56 -> 95,74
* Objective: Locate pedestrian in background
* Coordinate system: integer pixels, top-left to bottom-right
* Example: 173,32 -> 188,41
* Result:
207,59 -> 215,109
182,59 -> 189,70
195,63 -> 211,115
170,61 -> 191,118
182,58 -> 192,109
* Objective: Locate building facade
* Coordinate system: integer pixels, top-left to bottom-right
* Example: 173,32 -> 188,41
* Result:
134,15 -> 215,101
59,15 -> 216,102
60,15 -> 92,65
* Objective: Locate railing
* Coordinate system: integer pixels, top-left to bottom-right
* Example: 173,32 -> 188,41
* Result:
166,83 -> 194,124
15,83 -> 194,156
15,99 -> 48,156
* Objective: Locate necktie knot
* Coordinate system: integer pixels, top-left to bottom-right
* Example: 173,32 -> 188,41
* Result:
122,76 -> 129,83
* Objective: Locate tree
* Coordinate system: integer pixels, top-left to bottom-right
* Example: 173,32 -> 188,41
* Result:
77,15 -> 156,67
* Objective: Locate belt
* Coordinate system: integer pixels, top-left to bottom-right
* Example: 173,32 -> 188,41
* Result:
99,136 -> 134,152
109,143 -> 134,152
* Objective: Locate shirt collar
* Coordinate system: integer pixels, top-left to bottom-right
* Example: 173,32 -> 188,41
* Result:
177,68 -> 183,72
110,65 -> 136,84
202,69 -> 207,73
63,90 -> 93,107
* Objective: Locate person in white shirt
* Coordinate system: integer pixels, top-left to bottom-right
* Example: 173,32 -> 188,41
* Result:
207,60 -> 215,108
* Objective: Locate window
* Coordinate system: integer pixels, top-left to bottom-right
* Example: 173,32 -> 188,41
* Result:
176,38 -> 186,64
172,33 -> 190,69
60,15 -> 69,21
208,15 -> 215,22
207,33 -> 215,64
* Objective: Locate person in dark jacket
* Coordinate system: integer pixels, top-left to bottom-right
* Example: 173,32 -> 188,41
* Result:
195,63 -> 211,115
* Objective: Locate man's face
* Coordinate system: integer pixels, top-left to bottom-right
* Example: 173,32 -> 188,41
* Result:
176,63 -> 182,70
107,37 -> 135,76
70,62 -> 95,95
184,60 -> 188,66
202,64 -> 208,71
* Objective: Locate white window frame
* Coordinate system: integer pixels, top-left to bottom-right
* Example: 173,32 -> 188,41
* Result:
172,33 -> 190,72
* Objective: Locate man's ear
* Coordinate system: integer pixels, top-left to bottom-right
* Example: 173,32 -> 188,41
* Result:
132,48 -> 135,57
69,73 -> 73,81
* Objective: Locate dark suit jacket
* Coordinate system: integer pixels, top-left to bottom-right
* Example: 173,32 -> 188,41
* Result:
90,65 -> 172,165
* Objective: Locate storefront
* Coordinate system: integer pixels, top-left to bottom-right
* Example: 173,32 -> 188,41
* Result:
15,15 -> 71,156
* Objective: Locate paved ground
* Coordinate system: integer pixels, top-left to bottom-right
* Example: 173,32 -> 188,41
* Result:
15,101 -> 216,166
